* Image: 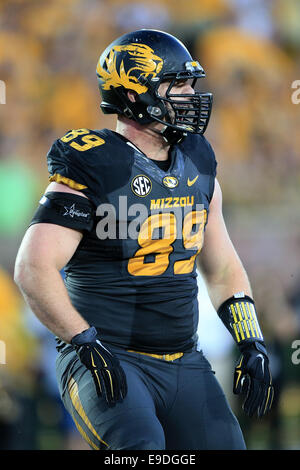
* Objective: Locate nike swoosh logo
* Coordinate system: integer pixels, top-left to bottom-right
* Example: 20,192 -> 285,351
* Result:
187,175 -> 199,186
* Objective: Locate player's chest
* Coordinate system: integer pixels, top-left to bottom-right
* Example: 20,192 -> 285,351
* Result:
94,150 -> 211,250
102,149 -> 210,213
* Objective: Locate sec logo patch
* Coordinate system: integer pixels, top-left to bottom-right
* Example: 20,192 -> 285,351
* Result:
131,174 -> 152,197
162,176 -> 178,188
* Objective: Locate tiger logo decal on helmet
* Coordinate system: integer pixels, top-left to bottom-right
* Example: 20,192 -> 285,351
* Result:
96,43 -> 163,95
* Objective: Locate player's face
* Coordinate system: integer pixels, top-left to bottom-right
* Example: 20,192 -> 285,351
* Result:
158,79 -> 195,126
158,79 -> 195,98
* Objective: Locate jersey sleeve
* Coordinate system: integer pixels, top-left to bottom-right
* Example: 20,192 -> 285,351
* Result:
47,129 -> 106,206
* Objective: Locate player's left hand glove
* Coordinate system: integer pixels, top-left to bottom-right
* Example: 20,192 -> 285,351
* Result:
233,342 -> 274,418
217,293 -> 274,418
71,326 -> 128,407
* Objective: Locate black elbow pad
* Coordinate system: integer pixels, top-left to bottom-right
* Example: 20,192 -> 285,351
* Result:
29,192 -> 95,232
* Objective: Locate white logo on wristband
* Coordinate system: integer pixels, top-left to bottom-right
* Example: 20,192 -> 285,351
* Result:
234,291 -> 245,298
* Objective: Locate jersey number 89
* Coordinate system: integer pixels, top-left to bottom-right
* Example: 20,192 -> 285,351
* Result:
61,129 -> 105,152
128,209 -> 207,276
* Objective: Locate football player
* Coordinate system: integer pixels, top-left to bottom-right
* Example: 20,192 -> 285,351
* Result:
14,29 -> 273,450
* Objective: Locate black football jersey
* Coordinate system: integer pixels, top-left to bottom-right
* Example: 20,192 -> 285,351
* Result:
46,128 -> 217,353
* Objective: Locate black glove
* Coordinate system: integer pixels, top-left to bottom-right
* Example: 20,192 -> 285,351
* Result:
71,327 -> 127,406
233,341 -> 274,418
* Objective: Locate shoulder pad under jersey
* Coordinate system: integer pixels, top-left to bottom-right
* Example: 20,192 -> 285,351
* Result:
47,128 -> 110,206
179,133 -> 217,203
179,133 -> 217,177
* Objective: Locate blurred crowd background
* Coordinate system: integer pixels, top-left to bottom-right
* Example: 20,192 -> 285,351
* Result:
0,0 -> 300,450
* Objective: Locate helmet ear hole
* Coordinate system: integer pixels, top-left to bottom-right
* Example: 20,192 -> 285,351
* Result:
127,90 -> 138,103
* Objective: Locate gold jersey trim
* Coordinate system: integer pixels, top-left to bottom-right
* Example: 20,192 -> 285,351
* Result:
49,173 -> 88,190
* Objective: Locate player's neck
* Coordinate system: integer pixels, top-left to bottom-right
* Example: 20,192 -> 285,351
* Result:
115,117 -> 170,162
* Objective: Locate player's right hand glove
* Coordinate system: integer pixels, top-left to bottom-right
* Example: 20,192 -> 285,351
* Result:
233,342 -> 274,418
71,326 -> 127,407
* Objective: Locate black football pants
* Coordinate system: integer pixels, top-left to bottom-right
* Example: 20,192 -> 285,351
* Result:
55,343 -> 246,450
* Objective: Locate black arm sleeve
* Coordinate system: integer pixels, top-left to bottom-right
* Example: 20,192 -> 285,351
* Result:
29,192 -> 95,232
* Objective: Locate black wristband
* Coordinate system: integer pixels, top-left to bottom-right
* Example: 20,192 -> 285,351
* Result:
217,293 -> 264,346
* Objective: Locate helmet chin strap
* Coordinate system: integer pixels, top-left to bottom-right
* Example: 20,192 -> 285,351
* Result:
157,126 -> 187,145
150,117 -> 187,145
147,106 -> 186,145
